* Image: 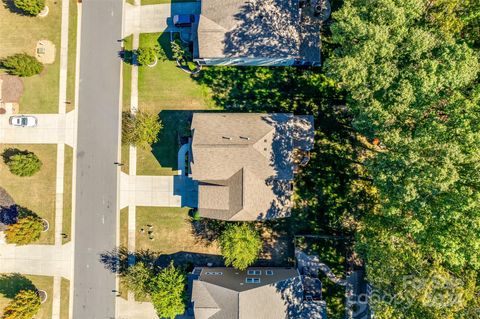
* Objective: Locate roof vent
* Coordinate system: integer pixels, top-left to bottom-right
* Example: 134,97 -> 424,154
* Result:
222,136 -> 232,140
239,136 -> 250,140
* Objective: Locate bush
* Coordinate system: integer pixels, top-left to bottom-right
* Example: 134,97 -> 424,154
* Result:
122,111 -> 162,149
122,262 -> 154,299
1,53 -> 43,77
1,290 -> 41,319
5,216 -> 44,245
137,43 -> 167,66
4,150 -> 42,177
150,262 -> 186,319
13,0 -> 45,15
219,223 -> 262,270
171,40 -> 191,60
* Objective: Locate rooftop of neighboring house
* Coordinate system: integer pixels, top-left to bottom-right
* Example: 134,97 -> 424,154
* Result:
191,267 -> 304,319
190,113 -> 314,221
193,0 -> 322,63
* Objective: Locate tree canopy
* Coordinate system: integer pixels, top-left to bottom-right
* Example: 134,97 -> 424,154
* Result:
149,262 -> 186,319
122,111 -> 162,149
219,223 -> 262,270
326,0 -> 480,317
5,216 -> 44,245
4,150 -> 42,177
13,0 -> 45,16
1,53 -> 43,77
1,289 -> 41,319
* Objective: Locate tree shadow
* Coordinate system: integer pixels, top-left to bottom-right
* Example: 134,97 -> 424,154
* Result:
17,206 -> 40,219
1,148 -> 30,164
0,274 -> 36,299
157,32 -> 174,60
190,218 -> 228,246
0,186 -> 17,225
149,110 -> 193,170
2,0 -> 31,16
119,49 -> 136,66
99,247 -> 224,274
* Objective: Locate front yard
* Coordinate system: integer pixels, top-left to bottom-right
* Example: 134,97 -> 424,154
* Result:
135,206 -> 220,256
134,32 -> 220,176
0,144 -> 57,244
0,274 -> 53,319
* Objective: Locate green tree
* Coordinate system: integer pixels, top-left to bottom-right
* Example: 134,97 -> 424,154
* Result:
1,53 -> 43,77
171,40 -> 191,60
1,289 -> 41,319
136,44 -> 166,66
13,0 -> 45,16
4,151 -> 42,177
219,223 -> 262,270
5,216 -> 44,245
122,262 -> 154,299
122,111 -> 162,149
150,263 -> 186,319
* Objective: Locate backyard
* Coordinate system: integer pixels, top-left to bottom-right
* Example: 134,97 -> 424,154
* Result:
0,144 -> 57,244
0,274 -> 53,319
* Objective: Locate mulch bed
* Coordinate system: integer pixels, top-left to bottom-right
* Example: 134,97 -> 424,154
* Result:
0,74 -> 24,103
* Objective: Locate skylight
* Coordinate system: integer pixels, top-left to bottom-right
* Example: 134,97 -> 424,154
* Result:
245,278 -> 261,283
247,270 -> 261,275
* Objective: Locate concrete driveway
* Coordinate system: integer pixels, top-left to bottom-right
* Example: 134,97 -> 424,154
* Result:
124,2 -> 201,36
120,173 -> 182,208
0,111 -> 75,146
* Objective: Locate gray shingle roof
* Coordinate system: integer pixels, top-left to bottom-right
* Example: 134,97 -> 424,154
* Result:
193,0 -> 321,62
191,267 -> 304,319
190,113 -> 314,221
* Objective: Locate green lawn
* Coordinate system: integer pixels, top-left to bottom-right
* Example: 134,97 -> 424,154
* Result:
0,274 -> 53,319
66,0 -> 78,112
0,0 -> 62,114
0,144 -> 57,244
141,0 -> 194,4
135,207 -> 220,255
62,145 -> 73,244
120,207 -> 128,248
137,32 -> 219,175
60,278 -> 70,319
121,35 -> 133,174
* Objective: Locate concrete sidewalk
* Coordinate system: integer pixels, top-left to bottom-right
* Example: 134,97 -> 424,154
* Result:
0,243 -> 73,279
0,111 -> 75,146
123,2 -> 200,36
120,173 -> 182,209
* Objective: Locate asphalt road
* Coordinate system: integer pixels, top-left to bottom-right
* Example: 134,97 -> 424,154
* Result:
73,0 -> 123,318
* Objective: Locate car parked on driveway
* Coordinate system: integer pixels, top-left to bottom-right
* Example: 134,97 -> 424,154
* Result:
9,115 -> 38,127
173,14 -> 195,27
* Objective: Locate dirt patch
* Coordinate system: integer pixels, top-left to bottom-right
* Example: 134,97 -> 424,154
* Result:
0,75 -> 24,103
35,40 -> 56,64
257,226 -> 294,266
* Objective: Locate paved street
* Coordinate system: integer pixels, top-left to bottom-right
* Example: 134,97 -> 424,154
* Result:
73,0 -> 123,318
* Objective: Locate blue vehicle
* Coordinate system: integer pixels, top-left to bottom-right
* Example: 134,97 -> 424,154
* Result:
173,14 -> 195,27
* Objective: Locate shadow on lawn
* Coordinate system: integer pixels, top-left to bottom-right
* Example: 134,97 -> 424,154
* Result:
148,110 -> 193,171
99,247 -> 223,274
0,274 -> 36,298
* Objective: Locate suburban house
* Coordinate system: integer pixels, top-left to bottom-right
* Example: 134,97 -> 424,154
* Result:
191,0 -> 322,66
190,267 -> 327,319
189,113 -> 314,221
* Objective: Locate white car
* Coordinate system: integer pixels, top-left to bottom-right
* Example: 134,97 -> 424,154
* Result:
9,115 -> 38,127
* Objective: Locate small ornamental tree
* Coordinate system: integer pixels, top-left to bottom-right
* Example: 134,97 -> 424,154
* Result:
171,40 -> 191,60
122,111 -> 162,149
1,53 -> 43,77
5,216 -> 44,245
1,290 -> 41,319
219,223 -> 262,270
122,262 -> 154,299
150,262 -> 186,319
13,0 -> 45,16
5,151 -> 42,177
136,44 -> 166,66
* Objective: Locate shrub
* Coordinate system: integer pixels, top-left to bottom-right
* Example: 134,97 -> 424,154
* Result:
13,0 -> 45,16
122,111 -> 162,149
1,53 -> 43,77
5,216 -> 44,245
219,223 -> 262,270
171,40 -> 191,60
4,150 -> 42,177
136,43 -> 165,66
122,262 -> 154,299
1,290 -> 41,319
150,262 -> 186,319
